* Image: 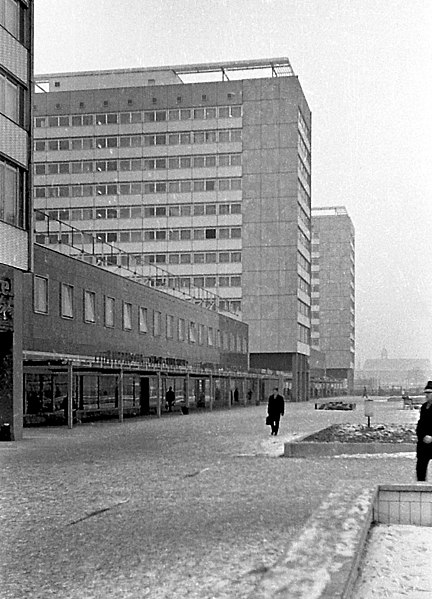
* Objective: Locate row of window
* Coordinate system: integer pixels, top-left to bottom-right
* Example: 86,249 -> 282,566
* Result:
34,128 -> 242,151
298,181 -> 311,212
0,70 -> 25,126
298,299 -> 310,319
79,251 -> 243,268
33,276 -> 247,352
34,105 -> 242,128
34,153 -> 242,175
298,228 -> 310,251
0,0 -> 28,46
298,134 -> 310,170
298,110 -> 311,149
0,158 -> 26,228
297,251 -> 311,275
35,225 -> 243,246
34,177 -> 242,198
298,323 -> 310,344
37,202 -> 242,223
298,275 -> 310,295
298,158 -> 311,189
298,204 -> 311,230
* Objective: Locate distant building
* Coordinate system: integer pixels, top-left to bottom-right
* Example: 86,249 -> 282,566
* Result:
32,58 -> 312,400
361,348 -> 431,389
0,0 -> 33,440
310,206 -> 355,391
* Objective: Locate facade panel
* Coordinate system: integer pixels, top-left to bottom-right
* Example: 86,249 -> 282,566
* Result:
0,113 -> 28,166
0,26 -> 28,83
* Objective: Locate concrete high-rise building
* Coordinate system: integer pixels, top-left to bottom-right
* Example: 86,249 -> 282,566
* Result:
0,0 -> 33,439
310,206 -> 355,390
33,58 -> 312,400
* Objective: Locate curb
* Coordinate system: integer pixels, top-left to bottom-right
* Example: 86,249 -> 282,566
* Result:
251,482 -> 377,599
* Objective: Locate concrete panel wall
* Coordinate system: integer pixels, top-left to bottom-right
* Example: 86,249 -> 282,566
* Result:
0,27 -> 28,84
241,77 -> 308,354
0,222 -> 29,270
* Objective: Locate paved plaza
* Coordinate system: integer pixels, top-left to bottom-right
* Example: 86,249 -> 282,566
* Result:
0,398 -> 420,598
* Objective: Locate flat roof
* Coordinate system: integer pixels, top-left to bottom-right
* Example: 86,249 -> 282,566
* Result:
312,206 -> 349,217
35,57 -> 295,83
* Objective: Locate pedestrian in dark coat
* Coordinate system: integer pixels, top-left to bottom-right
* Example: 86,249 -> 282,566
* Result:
165,386 -> 175,412
416,381 -> 432,481
267,387 -> 285,436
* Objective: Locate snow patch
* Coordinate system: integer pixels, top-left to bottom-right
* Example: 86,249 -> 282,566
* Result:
352,524 -> 432,598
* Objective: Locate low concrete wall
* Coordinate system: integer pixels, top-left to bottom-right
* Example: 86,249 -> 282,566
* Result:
284,440 -> 415,457
374,484 -> 432,526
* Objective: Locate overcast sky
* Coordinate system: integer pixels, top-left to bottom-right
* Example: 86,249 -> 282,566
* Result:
34,0 -> 432,367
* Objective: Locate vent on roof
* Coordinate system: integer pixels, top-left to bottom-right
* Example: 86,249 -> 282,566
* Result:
152,97 -> 157,104
54,81 -> 60,88
177,96 -> 182,104
103,100 -> 108,107
79,102 -> 85,108
128,99 -> 133,105
55,103 -> 61,109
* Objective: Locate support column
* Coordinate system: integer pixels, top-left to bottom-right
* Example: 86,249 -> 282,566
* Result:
209,375 -> 213,411
118,368 -> 124,423
227,376 -> 231,409
67,362 -> 73,430
157,372 -> 162,418
185,373 -> 190,409
291,354 -> 298,402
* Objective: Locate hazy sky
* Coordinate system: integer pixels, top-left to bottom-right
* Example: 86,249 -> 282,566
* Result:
34,0 -> 432,367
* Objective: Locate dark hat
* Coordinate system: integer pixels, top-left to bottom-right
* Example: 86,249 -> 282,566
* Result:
424,381 -> 432,393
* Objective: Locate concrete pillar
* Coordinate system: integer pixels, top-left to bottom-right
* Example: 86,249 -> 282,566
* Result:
185,373 -> 190,409
118,368 -> 124,423
291,354 -> 298,402
227,376 -> 232,409
209,375 -> 214,411
67,362 -> 73,429
157,372 -> 162,418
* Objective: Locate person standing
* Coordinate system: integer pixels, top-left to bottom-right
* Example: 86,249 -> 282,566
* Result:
165,386 -> 175,412
267,387 -> 285,436
416,381 -> 432,481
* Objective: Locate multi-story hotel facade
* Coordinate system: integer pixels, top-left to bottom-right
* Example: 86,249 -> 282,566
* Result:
33,59 -> 312,400
0,0 -> 33,440
311,206 -> 355,390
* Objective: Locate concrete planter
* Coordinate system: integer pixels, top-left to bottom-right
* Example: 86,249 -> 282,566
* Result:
284,435 -> 416,457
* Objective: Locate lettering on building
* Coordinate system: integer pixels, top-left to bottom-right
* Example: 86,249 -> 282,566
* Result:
0,278 -> 13,322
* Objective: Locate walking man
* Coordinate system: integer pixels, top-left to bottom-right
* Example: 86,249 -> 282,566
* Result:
267,387 -> 285,436
416,381 -> 432,481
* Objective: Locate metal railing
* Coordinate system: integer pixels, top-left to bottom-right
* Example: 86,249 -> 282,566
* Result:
34,209 -> 239,316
